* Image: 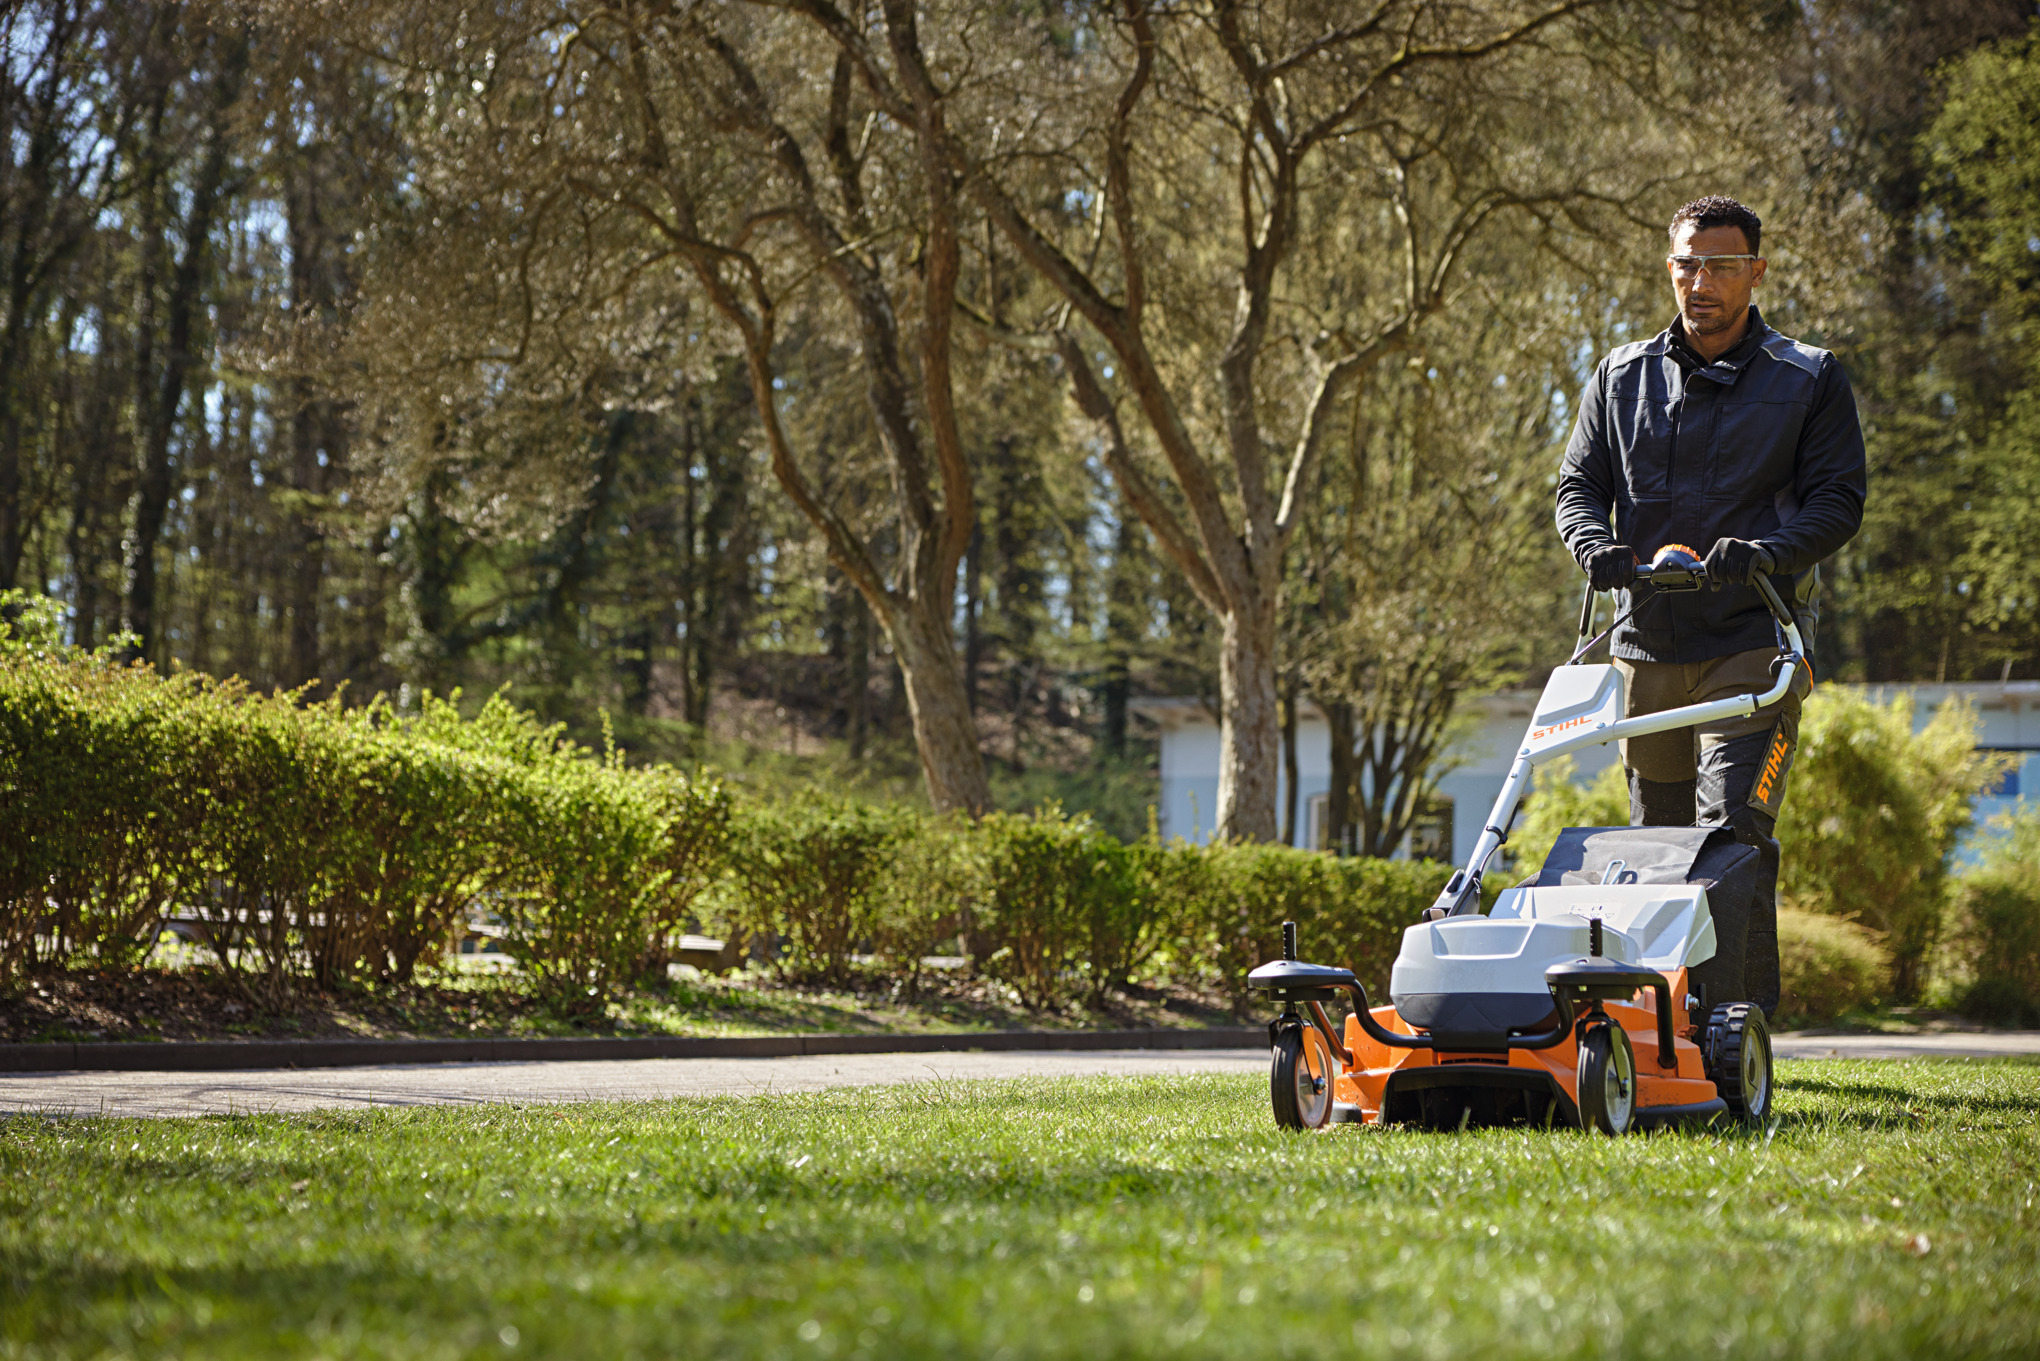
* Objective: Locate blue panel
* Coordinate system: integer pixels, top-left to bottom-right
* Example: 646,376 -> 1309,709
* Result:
1982,751 -> 2026,798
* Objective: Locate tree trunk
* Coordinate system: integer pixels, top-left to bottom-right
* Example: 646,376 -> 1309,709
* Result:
123,33 -> 245,659
1215,604 -> 1281,843
283,137 -> 336,690
887,599 -> 990,815
962,520 -> 982,713
1324,699 -> 1357,855
845,590 -> 870,761
1280,675 -> 1299,847
1101,501 -> 1140,759
283,388 -> 327,688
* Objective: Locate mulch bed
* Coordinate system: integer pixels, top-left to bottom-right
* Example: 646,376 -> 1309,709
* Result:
0,967 -> 1241,1045
0,969 -> 543,1044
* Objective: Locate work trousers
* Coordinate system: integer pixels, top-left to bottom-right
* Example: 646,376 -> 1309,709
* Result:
1614,648 -> 1810,1017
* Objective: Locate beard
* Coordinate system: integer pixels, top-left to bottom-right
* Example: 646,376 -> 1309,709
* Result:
1684,300 -> 1746,336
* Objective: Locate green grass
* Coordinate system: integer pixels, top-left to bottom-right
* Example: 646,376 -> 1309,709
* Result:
3,1061 -> 2036,1359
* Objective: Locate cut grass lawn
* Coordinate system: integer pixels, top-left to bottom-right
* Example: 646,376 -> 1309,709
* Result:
2,1059 -> 2036,1359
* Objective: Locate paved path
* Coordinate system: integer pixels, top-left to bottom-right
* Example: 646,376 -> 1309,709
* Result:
0,1048 -> 1267,1119
1773,1030 -> 2040,1061
5,1033 -> 2034,1120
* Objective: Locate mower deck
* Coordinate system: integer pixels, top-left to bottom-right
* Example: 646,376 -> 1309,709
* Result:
1335,1003 -> 1726,1131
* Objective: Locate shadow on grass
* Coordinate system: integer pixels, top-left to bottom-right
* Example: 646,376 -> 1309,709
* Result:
1777,1074 -> 2040,1128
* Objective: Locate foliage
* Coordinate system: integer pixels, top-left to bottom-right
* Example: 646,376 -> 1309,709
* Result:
869,814 -> 980,997
0,642 -> 1461,1014
721,794 -> 916,986
970,809 -> 1148,1009
1513,693 -> 2006,1009
1803,5 -> 2040,682
1776,690 -> 2008,1000
0,655 -> 727,1011
1169,844 -> 1451,1014
1775,907 -> 1890,1026
1918,27 -> 2040,667
1507,755 -> 1629,886
1946,803 -> 2040,1026
0,655 -> 229,979
0,590 -> 67,652
1291,307 -> 1583,858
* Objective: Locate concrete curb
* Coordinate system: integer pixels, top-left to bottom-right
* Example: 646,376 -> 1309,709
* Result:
0,1027 -> 1268,1073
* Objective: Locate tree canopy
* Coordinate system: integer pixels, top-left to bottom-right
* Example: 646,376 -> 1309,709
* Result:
2,0 -> 2035,842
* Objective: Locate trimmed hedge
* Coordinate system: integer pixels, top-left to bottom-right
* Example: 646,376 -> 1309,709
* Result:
0,646 -> 729,1012
716,796 -> 1445,1014
0,633 -> 1448,1015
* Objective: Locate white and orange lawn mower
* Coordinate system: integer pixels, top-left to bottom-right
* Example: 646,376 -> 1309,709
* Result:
1250,547 -> 1795,1134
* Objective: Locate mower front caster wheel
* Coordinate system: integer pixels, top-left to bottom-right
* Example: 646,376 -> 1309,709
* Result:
1270,1023 -> 1336,1130
1577,1022 -> 1636,1136
1705,1003 -> 1773,1124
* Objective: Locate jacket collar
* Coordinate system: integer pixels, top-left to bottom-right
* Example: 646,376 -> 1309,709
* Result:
1657,305 -> 1770,382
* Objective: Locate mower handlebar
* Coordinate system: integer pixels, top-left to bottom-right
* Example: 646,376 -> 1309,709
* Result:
1623,559 -> 1797,632
1631,557 -> 1706,588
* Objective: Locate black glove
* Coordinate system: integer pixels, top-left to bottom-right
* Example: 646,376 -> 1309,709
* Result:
1582,544 -> 1635,592
1703,537 -> 1775,586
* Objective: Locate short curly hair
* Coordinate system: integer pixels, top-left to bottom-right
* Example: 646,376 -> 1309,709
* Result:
1668,196 -> 1762,256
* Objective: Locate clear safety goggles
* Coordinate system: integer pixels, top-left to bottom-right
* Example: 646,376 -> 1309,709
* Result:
1666,253 -> 1759,279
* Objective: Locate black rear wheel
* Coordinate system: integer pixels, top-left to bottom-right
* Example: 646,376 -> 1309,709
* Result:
1705,1003 -> 1773,1124
1576,1022 -> 1635,1136
1270,1023 -> 1335,1130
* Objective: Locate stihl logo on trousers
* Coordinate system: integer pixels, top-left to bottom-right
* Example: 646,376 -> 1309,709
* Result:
1753,726 -> 1792,807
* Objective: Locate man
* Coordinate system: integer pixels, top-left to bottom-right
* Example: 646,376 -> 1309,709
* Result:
1555,195 -> 1867,1015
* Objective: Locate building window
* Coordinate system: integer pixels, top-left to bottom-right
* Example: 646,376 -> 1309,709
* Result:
1983,755 -> 2022,798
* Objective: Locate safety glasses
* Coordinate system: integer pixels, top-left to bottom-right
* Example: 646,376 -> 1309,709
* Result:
1667,253 -> 1759,279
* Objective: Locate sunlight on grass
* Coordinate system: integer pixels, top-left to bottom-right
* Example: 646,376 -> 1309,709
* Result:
2,1060 -> 2035,1359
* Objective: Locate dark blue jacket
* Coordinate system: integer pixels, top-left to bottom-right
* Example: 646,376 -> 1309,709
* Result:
1555,307 -> 1867,664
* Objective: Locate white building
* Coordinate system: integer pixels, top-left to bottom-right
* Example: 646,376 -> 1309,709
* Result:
1132,681 -> 2038,862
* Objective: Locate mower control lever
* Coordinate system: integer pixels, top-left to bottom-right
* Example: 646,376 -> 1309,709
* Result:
1631,558 -> 1706,591
1624,560 -> 1800,634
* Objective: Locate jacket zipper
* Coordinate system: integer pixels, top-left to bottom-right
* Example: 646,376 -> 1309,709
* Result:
1666,366 -> 1681,492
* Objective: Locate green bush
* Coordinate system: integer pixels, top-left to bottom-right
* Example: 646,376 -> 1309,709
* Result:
1777,689 -> 2008,1000
972,807 -> 1149,1008
1947,806 -> 2040,1026
491,757 -> 673,1014
408,692 -> 727,1011
0,650 -> 731,1012
636,768 -> 735,982
1775,907 -> 1889,1025
0,656 -> 227,979
311,703 -> 508,986
722,793 -> 913,984
1171,842 -> 1449,1015
870,813 -> 978,997
1515,692 -> 2008,1009
0,612 -> 1692,1021
188,684 -> 356,1004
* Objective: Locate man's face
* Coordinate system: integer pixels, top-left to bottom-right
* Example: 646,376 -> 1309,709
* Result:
1667,223 -> 1767,339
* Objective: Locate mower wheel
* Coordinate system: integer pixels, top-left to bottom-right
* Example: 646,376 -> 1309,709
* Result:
1704,1003 -> 1773,1124
1270,1023 -> 1335,1130
1576,1022 -> 1635,1136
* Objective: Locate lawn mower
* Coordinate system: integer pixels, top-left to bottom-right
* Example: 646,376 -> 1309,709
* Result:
1250,547 -> 1796,1135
